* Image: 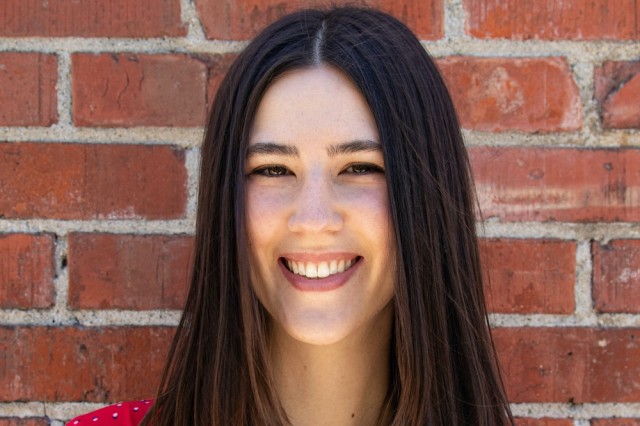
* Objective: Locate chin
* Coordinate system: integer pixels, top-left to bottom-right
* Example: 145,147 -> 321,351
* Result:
275,312 -> 360,347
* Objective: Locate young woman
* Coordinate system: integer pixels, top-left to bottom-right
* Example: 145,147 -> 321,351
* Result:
68,6 -> 513,426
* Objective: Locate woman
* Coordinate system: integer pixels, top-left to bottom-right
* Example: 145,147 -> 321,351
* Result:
69,6 -> 513,426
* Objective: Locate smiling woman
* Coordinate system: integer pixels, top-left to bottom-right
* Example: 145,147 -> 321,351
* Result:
244,66 -> 397,425
69,6 -> 513,426
246,66 -> 395,352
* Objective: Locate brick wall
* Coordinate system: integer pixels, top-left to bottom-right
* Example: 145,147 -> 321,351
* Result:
0,0 -> 638,424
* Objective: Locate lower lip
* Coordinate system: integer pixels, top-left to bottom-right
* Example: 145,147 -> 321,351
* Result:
279,258 -> 361,292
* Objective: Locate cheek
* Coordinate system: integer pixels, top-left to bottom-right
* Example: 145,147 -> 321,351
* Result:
340,184 -> 391,234
246,187 -> 289,257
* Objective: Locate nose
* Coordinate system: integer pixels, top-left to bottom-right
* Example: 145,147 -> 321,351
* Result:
288,170 -> 343,234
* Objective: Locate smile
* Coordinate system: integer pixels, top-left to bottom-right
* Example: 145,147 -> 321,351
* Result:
280,256 -> 361,279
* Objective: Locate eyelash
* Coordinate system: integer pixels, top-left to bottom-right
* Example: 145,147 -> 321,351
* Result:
250,163 -> 384,177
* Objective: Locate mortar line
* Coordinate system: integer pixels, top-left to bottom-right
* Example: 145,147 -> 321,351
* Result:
2,127 -> 639,148
6,220 -> 640,240
185,147 -> 201,222
180,0 -> 206,41
510,402 -> 640,418
443,0 -> 466,41
574,240 -> 595,318
0,127 -> 204,146
1,37 -> 639,61
51,234 -> 73,325
55,52 -> 72,127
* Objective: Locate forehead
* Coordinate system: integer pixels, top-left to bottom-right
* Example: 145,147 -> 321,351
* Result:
249,65 -> 379,146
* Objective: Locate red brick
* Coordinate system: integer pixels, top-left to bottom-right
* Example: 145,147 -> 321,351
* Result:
438,57 -> 582,132
0,0 -> 185,37
0,143 -> 186,220
593,240 -> 640,313
0,326 -> 173,402
0,234 -> 54,309
470,147 -> 640,222
205,54 -> 238,106
464,0 -> 640,40
196,0 -> 443,40
68,233 -> 193,310
493,328 -> 640,403
481,239 -> 575,314
0,420 -> 48,426
592,420 -> 640,426
72,54 -> 207,127
595,61 -> 640,129
516,419 -> 573,426
0,53 -> 57,127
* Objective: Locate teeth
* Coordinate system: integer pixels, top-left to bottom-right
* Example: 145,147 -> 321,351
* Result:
284,257 -> 358,279
317,262 -> 330,278
306,263 -> 318,278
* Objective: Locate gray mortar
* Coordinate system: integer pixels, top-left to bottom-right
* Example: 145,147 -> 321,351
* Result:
574,241 -> 595,318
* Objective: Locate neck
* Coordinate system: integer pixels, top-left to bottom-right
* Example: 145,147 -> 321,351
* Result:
269,303 -> 393,426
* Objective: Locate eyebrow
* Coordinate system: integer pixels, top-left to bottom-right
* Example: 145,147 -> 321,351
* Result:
246,140 -> 381,158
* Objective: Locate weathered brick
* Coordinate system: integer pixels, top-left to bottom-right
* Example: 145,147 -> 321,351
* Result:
0,327 -> 173,402
481,239 -> 575,314
68,233 -> 193,310
196,0 -> 443,40
515,419 -> 573,426
0,53 -> 57,127
0,143 -> 187,220
464,0 -> 640,40
592,420 -> 640,426
593,240 -> 640,313
438,57 -> 582,132
493,328 -> 640,403
72,54 -> 207,127
470,147 -> 640,222
0,234 -> 54,309
205,53 -> 239,106
595,61 -> 640,129
0,0 -> 185,37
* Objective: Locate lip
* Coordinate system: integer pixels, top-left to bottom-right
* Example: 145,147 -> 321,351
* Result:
278,255 -> 362,292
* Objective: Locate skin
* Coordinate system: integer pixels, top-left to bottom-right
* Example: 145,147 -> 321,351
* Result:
245,65 -> 396,425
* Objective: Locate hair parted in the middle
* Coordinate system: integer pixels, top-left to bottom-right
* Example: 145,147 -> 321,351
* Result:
143,7 -> 513,426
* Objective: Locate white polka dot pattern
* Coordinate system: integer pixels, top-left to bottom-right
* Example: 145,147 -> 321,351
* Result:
65,400 -> 153,426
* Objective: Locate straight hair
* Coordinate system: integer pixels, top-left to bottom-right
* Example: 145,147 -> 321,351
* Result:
143,7 -> 513,425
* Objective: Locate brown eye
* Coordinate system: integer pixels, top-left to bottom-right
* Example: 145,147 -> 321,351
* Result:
253,165 -> 291,177
344,163 -> 384,174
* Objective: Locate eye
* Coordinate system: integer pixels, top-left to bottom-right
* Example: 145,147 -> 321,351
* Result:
342,163 -> 384,174
251,165 -> 292,177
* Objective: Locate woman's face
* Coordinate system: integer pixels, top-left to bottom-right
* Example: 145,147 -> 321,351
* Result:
245,65 -> 395,346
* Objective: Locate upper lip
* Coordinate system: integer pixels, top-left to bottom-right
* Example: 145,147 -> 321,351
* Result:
279,252 -> 360,263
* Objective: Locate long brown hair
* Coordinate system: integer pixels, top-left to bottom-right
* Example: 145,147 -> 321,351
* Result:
143,7 -> 513,425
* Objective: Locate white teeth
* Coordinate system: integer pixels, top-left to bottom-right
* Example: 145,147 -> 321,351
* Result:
317,261 -> 330,278
285,258 -> 358,279
306,263 -> 318,278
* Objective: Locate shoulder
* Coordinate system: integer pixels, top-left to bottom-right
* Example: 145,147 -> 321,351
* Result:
66,400 -> 153,426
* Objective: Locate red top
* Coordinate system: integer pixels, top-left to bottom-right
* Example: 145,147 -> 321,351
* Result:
66,400 -> 153,426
